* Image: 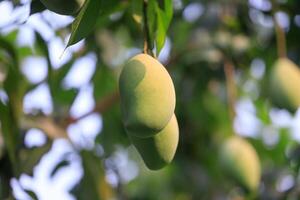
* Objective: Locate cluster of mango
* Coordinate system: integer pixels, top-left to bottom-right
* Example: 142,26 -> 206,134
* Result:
119,54 -> 179,170
118,54 -> 261,191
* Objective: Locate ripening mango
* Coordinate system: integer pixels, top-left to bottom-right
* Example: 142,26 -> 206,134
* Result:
129,115 -> 179,170
269,58 -> 300,112
40,0 -> 85,15
220,136 -> 261,192
119,53 -> 176,138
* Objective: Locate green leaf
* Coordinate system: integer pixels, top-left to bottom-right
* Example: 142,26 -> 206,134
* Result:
30,0 -> 46,15
50,160 -> 70,177
0,36 -> 29,175
33,30 -> 58,105
54,88 -> 78,106
94,0 -> 128,30
0,164 -> 13,200
98,0 -> 124,17
48,60 -> 79,106
92,65 -> 117,100
0,101 -> 20,173
34,30 -> 53,85
71,150 -> 114,200
1,36 -> 28,118
20,142 -> 52,176
0,37 -> 19,68
154,0 -> 173,55
130,0 -> 143,25
271,128 -> 290,164
24,189 -> 38,200
163,0 -> 173,19
96,105 -> 129,155
146,0 -> 157,50
67,0 -> 102,47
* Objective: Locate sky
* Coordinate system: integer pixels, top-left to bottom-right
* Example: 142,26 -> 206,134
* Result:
0,0 -> 300,199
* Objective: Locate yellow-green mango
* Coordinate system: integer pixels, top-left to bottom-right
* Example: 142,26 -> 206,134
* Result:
129,115 -> 179,170
40,0 -> 85,15
269,58 -> 300,112
119,54 -> 176,138
220,136 -> 261,192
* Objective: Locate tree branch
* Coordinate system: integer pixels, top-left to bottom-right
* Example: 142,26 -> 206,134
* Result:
271,0 -> 287,58
21,93 -> 118,146
21,116 -> 70,140
65,91 -> 120,126
224,59 -> 237,123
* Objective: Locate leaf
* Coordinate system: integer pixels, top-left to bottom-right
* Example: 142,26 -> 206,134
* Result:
0,36 -> 26,175
52,61 -> 74,84
0,36 -> 19,68
0,161 -> 12,200
96,105 -> 129,155
146,0 -> 157,50
67,0 -> 102,47
34,31 -> 51,64
130,0 -> 143,25
92,65 -> 117,100
71,150 -> 114,200
38,28 -> 91,106
24,189 -> 38,200
98,0 -> 124,17
1,36 -> 28,118
0,101 -> 20,173
50,160 -> 70,177
48,60 -> 79,106
53,88 -> 79,106
95,0 -> 128,28
3,68 -> 26,119
30,0 -> 46,15
272,128 -> 290,164
154,0 -> 173,55
34,31 -> 52,83
20,142 -> 52,176
163,0 -> 173,19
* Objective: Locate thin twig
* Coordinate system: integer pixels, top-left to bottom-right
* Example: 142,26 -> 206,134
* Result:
21,116 -> 70,140
271,0 -> 287,58
224,59 -> 237,123
142,0 -> 153,56
65,91 -> 120,126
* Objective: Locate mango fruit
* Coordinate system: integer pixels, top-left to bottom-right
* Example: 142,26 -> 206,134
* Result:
119,53 -> 176,138
220,136 -> 261,192
269,58 -> 300,112
40,0 -> 85,15
129,115 -> 179,170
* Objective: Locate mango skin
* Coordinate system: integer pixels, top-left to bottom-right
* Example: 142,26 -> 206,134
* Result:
269,58 -> 300,112
119,53 -> 176,138
220,136 -> 261,192
129,115 -> 179,170
40,0 -> 85,15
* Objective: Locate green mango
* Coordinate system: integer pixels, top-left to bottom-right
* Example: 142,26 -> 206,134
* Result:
40,0 -> 85,15
119,53 -> 176,138
129,114 -> 179,170
220,136 -> 261,192
269,58 -> 300,112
